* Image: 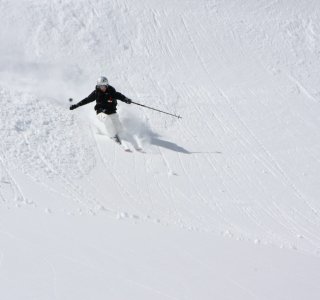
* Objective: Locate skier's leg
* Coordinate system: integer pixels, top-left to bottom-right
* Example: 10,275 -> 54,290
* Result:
97,112 -> 117,137
109,113 -> 124,138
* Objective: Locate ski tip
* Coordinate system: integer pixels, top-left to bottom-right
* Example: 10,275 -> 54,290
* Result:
135,148 -> 146,153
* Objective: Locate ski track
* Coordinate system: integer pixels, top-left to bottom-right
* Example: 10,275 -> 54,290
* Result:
216,87 -> 319,242
0,0 -> 319,256
169,4 -> 320,251
1,2 -> 320,299
91,128 -> 150,218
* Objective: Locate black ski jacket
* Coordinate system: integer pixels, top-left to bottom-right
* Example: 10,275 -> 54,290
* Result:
76,85 -> 128,114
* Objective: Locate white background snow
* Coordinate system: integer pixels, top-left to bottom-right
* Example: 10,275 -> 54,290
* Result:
1,0 -> 320,299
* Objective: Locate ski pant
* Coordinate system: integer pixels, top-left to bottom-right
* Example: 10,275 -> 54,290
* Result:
97,112 -> 123,137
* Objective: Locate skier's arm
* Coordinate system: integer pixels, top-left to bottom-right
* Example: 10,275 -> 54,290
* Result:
115,92 -> 132,104
115,91 -> 132,104
110,86 -> 132,104
70,91 -> 96,110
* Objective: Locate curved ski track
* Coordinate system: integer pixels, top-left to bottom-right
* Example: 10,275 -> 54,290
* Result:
0,0 -> 319,255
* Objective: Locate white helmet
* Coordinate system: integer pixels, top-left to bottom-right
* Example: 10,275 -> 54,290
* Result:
97,76 -> 109,87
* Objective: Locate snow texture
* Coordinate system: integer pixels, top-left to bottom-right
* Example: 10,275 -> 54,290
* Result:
1,0 -> 320,299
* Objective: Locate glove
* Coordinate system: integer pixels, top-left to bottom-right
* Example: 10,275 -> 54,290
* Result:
124,97 -> 132,104
70,104 -> 78,110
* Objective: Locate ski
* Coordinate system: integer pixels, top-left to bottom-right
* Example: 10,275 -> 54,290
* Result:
134,147 -> 146,153
131,135 -> 146,153
112,135 -> 132,152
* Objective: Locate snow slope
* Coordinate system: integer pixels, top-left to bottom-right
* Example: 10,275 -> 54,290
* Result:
1,0 -> 320,299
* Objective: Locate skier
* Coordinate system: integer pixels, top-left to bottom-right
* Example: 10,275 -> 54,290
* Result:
70,76 -> 132,142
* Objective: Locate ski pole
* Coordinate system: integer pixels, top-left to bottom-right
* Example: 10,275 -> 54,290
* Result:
131,101 -> 182,119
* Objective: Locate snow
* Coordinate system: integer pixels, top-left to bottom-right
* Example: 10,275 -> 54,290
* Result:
1,0 -> 320,299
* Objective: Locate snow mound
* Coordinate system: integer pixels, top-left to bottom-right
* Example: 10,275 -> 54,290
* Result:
0,87 -> 95,184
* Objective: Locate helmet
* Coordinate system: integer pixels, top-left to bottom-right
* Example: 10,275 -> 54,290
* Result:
97,76 -> 109,87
